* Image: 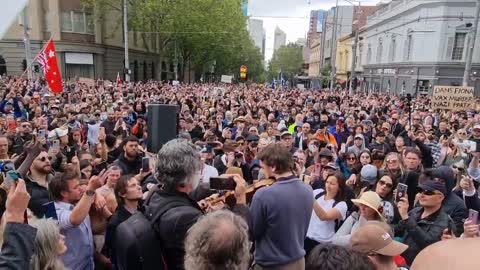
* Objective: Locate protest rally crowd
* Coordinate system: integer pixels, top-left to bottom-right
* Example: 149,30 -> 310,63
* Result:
0,74 -> 479,270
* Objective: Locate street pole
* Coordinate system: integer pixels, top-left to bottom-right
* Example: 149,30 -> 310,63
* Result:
463,0 -> 480,87
22,7 -> 33,81
123,0 -> 130,83
349,29 -> 359,95
329,0 -> 339,91
174,39 -> 178,81
348,2 -> 361,96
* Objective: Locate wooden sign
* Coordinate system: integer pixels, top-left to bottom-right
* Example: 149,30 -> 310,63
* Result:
431,86 -> 474,111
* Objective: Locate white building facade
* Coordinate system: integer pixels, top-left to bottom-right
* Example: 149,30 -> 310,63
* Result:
360,0 -> 480,95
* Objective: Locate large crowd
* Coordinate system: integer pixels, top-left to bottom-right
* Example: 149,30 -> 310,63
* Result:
0,74 -> 479,270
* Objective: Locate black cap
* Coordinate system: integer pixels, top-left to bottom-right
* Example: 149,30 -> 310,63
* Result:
246,134 -> 260,142
418,180 -> 447,196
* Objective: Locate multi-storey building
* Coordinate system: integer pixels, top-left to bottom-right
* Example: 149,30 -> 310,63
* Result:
0,0 -> 176,81
361,0 -> 480,95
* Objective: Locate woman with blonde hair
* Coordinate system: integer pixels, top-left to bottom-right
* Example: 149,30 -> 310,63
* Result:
30,219 -> 67,270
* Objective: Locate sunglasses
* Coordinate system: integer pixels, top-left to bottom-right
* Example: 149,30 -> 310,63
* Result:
386,159 -> 399,163
452,165 -> 464,171
378,180 -> 393,189
37,156 -> 52,162
347,157 -> 356,161
419,189 -> 441,196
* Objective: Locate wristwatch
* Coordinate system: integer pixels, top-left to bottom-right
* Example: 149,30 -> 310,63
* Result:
86,190 -> 96,197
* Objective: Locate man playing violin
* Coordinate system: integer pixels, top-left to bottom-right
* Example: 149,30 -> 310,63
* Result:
144,139 -> 248,270
250,143 -> 314,270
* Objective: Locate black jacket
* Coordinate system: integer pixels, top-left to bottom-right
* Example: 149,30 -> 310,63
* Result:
149,189 -> 249,270
454,189 -> 480,212
103,205 -> 135,267
114,154 -> 142,175
149,190 -> 204,270
0,222 -> 37,270
394,207 -> 454,265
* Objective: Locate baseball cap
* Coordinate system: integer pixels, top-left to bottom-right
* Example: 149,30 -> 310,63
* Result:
354,134 -> 364,140
324,162 -> 339,171
351,223 -> 408,256
280,131 -> 292,138
360,164 -> 378,185
418,180 -> 447,196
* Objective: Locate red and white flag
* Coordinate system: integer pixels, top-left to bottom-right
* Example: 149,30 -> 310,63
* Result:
116,72 -> 123,85
37,39 -> 63,94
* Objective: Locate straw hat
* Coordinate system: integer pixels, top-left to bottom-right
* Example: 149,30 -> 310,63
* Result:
351,191 -> 384,221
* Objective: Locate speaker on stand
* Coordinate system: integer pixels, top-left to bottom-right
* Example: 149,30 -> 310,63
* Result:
146,104 -> 180,153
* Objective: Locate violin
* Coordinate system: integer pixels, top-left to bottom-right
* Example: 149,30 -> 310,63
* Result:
199,178 -> 275,210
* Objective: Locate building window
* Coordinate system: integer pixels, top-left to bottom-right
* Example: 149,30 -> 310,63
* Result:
61,12 -> 72,32
405,34 -> 413,60
367,44 -> 372,64
344,51 -> 349,70
376,38 -> 383,63
358,43 -> 363,67
452,32 -> 466,60
389,37 -> 396,62
61,11 -> 94,34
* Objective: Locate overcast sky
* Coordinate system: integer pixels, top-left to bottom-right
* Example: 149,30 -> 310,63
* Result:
248,0 -> 385,62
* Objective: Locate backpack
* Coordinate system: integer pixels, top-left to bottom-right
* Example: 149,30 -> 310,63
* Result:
314,191 -> 345,232
114,189 -> 185,270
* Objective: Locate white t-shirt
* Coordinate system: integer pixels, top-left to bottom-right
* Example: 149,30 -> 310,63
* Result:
201,164 -> 219,184
306,189 -> 348,243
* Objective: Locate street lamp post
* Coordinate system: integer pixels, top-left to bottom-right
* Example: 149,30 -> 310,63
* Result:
329,0 -> 339,91
123,0 -> 130,83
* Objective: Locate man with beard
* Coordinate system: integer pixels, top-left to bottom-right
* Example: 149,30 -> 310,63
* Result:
12,120 -> 33,155
140,139 -> 247,270
114,136 -> 142,175
25,151 -> 54,218
101,111 -> 117,135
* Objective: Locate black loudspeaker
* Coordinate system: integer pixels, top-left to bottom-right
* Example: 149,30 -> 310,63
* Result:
146,104 -> 180,153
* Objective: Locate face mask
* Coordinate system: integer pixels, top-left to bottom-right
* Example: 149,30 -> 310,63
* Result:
309,145 -> 317,153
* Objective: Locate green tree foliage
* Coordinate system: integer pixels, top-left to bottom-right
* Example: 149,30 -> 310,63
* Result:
83,0 -> 265,82
267,43 -> 303,81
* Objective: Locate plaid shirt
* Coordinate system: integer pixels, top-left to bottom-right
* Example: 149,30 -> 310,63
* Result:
425,141 -> 442,167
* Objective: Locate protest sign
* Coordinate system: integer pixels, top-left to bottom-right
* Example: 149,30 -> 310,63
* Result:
431,86 -> 474,111
221,75 -> 233,84
78,77 -> 95,87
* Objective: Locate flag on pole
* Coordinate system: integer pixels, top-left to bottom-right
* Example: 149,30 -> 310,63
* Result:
116,72 -> 123,85
37,39 -> 63,94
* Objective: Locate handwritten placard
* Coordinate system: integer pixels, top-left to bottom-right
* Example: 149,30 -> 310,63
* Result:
431,86 -> 474,111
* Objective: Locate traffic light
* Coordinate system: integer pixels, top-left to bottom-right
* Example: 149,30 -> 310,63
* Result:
240,65 -> 248,80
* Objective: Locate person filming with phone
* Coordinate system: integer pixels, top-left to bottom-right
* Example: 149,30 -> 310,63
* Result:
393,177 -> 454,265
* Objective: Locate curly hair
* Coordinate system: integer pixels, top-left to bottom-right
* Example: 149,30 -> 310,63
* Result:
184,210 -> 250,270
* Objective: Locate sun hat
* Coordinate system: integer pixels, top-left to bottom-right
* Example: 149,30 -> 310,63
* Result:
351,191 -> 384,221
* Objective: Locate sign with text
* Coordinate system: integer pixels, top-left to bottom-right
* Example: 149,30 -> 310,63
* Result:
431,86 -> 474,111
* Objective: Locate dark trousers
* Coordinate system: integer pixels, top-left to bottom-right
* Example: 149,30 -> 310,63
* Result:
304,238 -> 320,258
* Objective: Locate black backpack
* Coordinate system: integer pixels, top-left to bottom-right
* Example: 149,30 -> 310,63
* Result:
114,190 -> 185,270
314,191 -> 346,232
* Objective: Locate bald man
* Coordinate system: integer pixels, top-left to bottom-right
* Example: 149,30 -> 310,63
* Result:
411,238 -> 480,270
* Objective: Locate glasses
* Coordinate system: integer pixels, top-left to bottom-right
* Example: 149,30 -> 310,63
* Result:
458,132 -> 466,135
21,124 -> 32,128
419,189 -> 441,196
378,180 -> 393,189
37,156 -> 52,162
452,165 -> 464,171
386,159 -> 399,163
347,157 -> 356,161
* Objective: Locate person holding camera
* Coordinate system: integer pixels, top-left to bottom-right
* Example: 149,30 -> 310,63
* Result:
213,141 -> 252,184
